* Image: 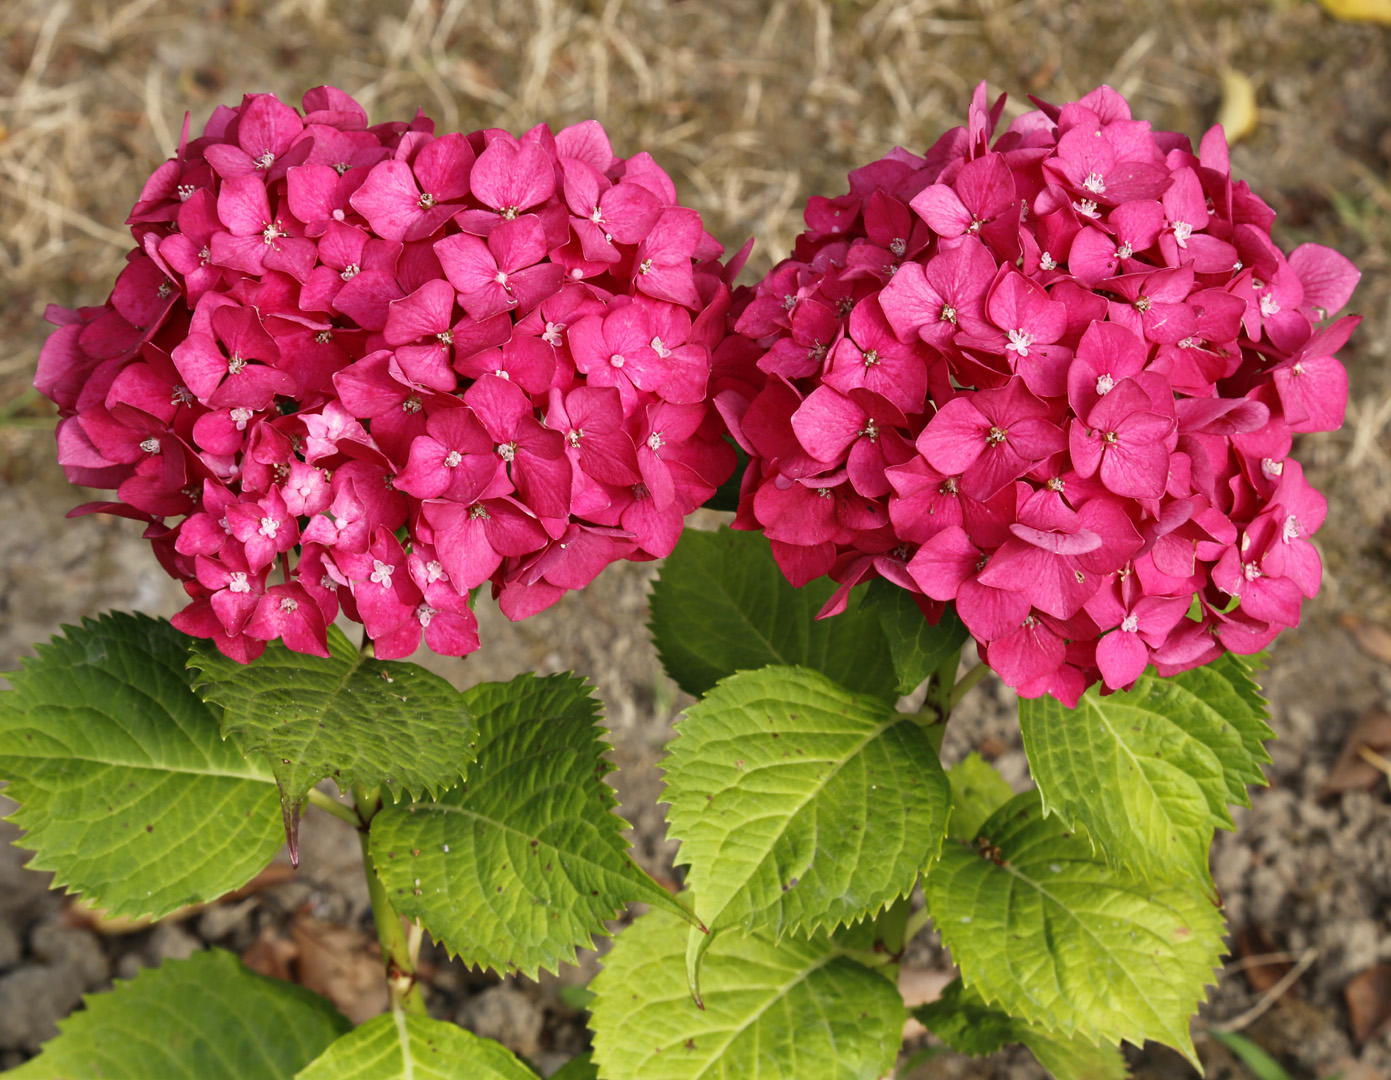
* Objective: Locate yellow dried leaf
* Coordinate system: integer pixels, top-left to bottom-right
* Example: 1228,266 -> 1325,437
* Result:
1217,70 -> 1259,144
1319,0 -> 1391,25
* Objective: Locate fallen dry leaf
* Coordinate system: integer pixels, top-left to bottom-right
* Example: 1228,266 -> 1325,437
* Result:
1319,708 -> 1391,800
1236,925 -> 1294,996
1339,614 -> 1391,665
1216,70 -> 1258,144
1319,0 -> 1391,25
241,927 -> 298,982
1345,964 -> 1391,1043
291,914 -> 389,1024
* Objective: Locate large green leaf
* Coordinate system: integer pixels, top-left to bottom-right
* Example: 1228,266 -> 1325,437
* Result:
648,527 -> 895,699
916,979 -> 1129,1080
0,612 -> 282,920
295,1013 -> 537,1080
189,625 -> 477,823
9,949 -> 349,1079
1018,653 -> 1273,888
945,752 -> 1015,843
369,674 -> 695,978
589,910 -> 904,1080
863,578 -> 969,695
924,791 -> 1225,1064
665,665 -> 950,944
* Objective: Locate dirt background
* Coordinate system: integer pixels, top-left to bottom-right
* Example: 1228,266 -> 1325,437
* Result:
2,1 -> 1391,1077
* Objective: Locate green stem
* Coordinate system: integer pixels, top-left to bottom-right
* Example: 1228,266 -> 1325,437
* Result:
305,787 -> 362,828
901,904 -> 934,945
360,831 -> 427,1016
946,661 -> 991,714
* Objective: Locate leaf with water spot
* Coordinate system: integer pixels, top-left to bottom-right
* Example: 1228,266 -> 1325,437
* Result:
0,612 -> 282,920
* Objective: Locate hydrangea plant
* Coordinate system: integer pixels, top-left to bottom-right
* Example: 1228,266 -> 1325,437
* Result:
2,82 -> 1357,1080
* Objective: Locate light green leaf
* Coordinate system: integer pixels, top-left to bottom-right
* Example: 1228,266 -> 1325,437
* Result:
924,791 -> 1225,1064
9,949 -> 349,1079
946,752 -> 1015,843
189,625 -> 477,819
648,527 -> 895,699
1019,655 -> 1273,888
370,674 -> 695,978
916,979 -> 1129,1080
295,1013 -> 537,1080
863,578 -> 969,695
0,612 -> 282,920
665,665 -> 950,945
590,910 -> 904,1080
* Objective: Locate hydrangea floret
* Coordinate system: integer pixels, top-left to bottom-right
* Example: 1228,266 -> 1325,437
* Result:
34,87 -> 740,662
717,82 -> 1358,704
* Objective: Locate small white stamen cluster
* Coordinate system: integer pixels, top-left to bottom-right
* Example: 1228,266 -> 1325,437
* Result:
370,560 -> 394,588
1006,329 -> 1034,357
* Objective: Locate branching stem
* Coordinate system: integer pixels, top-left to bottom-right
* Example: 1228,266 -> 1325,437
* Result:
305,787 -> 362,828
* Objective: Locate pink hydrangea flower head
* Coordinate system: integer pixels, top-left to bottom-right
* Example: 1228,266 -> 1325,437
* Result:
36,89 -> 740,662
721,80 -> 1357,702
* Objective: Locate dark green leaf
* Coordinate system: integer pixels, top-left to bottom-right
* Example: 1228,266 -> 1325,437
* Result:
9,949 -> 348,1079
0,613 -> 282,920
863,578 -> 969,695
648,527 -> 895,699
189,625 -> 477,819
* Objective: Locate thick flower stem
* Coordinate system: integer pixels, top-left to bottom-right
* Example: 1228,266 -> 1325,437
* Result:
351,783 -> 426,1017
305,787 -> 363,828
946,661 -> 990,714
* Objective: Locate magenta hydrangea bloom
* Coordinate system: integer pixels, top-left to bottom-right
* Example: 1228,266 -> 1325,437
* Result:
718,82 -> 1358,705
37,91 -> 741,663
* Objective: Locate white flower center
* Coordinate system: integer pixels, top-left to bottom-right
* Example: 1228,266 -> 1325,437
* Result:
651,336 -> 671,358
1260,293 -> 1281,317
609,354 -> 625,368
1039,251 -> 1057,271
262,222 -> 285,244
228,572 -> 250,594
371,560 -> 395,588
1096,373 -> 1115,395
1082,171 -> 1106,194
1120,613 -> 1139,633
258,516 -> 280,538
647,431 -> 664,451
497,442 -> 517,462
227,353 -> 246,375
416,602 -> 437,627
862,349 -> 881,368
254,151 -> 276,170
940,303 -> 957,324
230,407 -> 254,430
543,322 -> 566,346
1073,198 -> 1100,218
1282,514 -> 1300,543
1261,458 -> 1284,479
340,264 -> 360,280
1172,221 -> 1193,247
140,437 -> 161,454
177,184 -> 196,201
279,596 -> 298,613
444,450 -> 462,468
638,258 -> 654,275
1242,561 -> 1263,582
426,560 -> 446,583
1006,329 -> 1034,357
1116,241 -> 1133,260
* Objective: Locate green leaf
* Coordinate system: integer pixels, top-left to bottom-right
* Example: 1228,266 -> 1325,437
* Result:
648,526 -> 895,699
923,791 -> 1225,1064
548,1054 -> 599,1080
590,910 -> 904,1080
863,578 -> 969,695
9,949 -> 349,1079
369,674 -> 694,977
188,625 -> 477,819
1209,1031 -> 1297,1080
665,665 -> 950,944
0,612 -> 282,920
1018,656 -> 1273,889
295,1013 -> 537,1080
916,979 -> 1129,1080
945,753 -> 1015,843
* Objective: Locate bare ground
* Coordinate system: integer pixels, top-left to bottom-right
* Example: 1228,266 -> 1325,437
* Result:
2,1 -> 1391,1076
